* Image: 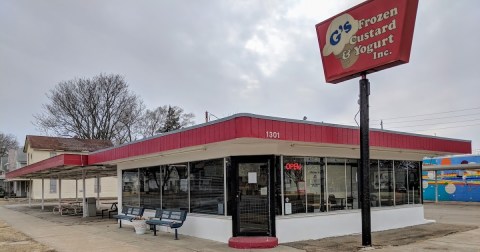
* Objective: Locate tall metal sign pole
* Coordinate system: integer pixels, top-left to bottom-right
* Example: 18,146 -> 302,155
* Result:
315,0 -> 419,247
359,74 -> 371,246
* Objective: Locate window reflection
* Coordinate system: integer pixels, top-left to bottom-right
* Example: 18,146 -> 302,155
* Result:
409,161 -> 421,204
162,163 -> 188,210
139,166 -> 161,209
394,160 -> 422,205
394,161 -> 407,205
378,160 -> 394,207
190,159 -> 224,215
326,158 -> 346,211
283,157 -> 306,214
370,160 -> 380,207
305,157 -> 326,213
346,159 -> 358,209
120,156 -> 422,216
122,169 -> 139,207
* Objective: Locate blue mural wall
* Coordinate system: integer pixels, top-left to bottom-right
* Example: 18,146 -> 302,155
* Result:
423,155 -> 480,202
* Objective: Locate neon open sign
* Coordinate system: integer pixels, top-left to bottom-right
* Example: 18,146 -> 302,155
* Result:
285,163 -> 302,171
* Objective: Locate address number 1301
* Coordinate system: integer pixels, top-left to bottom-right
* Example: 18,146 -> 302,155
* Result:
266,131 -> 280,139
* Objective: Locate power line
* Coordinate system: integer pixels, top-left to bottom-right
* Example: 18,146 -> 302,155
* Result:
390,118 -> 480,129
372,106 -> 480,122
405,122 -> 480,133
383,112 -> 480,125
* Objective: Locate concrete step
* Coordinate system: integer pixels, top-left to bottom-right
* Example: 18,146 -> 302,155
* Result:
228,236 -> 278,249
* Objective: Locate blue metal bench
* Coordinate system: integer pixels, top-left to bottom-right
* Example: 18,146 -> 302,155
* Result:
112,206 -> 145,228
146,208 -> 187,240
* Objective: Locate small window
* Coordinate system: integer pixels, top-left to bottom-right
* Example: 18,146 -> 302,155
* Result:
50,179 -> 57,193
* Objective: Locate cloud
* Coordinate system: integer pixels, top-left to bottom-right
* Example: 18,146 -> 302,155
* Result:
1,0 -> 480,152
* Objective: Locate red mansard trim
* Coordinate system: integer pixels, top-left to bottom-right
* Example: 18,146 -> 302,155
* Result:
88,114 -> 471,165
6,154 -> 87,179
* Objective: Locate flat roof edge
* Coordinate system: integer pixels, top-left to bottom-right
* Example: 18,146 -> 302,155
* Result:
90,113 -> 471,155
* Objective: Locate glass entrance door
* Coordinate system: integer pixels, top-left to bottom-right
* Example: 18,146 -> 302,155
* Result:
231,156 -> 275,237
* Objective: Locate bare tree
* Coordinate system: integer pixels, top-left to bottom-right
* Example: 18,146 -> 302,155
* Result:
34,73 -> 144,144
138,106 -> 168,138
0,133 -> 19,156
139,105 -> 195,137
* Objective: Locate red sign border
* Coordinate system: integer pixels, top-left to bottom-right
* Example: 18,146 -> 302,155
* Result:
315,0 -> 419,84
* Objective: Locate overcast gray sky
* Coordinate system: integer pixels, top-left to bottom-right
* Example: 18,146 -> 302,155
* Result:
1,0 -> 480,152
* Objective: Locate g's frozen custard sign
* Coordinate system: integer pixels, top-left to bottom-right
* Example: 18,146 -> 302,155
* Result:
316,0 -> 418,84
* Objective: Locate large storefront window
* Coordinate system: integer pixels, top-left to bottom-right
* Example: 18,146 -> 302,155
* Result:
370,160 -> 380,207
346,159 -> 358,209
378,160 -> 394,207
162,163 -> 188,210
393,160 -> 421,205
372,160 -> 400,207
122,169 -> 139,207
140,166 -> 161,209
394,160 -> 410,205
306,157 -> 326,213
326,158 -> 346,211
409,161 -> 421,204
121,156 -> 422,217
190,158 -> 224,215
283,156 -> 306,214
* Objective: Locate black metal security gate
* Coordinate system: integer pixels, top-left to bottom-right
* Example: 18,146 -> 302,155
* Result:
231,156 -> 276,237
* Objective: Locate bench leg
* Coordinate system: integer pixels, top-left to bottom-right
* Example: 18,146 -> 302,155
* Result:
119,219 -> 122,228
108,210 -> 117,219
153,225 -> 157,236
174,229 -> 178,240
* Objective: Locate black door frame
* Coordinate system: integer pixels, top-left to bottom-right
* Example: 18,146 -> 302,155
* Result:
230,155 -> 276,237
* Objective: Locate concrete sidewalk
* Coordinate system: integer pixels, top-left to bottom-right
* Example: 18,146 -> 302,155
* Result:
1,202 -> 480,251
0,205 -> 302,252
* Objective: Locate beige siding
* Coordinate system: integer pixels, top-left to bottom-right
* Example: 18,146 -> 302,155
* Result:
26,147 -> 88,165
31,177 -> 117,200
26,146 -> 52,165
25,140 -> 117,200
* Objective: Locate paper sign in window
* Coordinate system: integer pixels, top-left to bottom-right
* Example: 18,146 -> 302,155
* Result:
260,187 -> 267,195
285,203 -> 292,215
248,172 -> 257,183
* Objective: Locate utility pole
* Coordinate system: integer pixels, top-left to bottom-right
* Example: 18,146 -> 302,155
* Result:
359,74 -> 372,246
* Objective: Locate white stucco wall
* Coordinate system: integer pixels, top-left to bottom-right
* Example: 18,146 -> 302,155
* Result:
276,205 -> 426,243
119,210 -> 232,243
118,205 -> 425,244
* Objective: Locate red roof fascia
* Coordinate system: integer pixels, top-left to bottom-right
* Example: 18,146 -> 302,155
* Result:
6,154 -> 87,179
88,114 -> 471,165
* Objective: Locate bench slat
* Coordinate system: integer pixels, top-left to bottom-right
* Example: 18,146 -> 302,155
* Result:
112,206 -> 145,228
146,209 -> 187,239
